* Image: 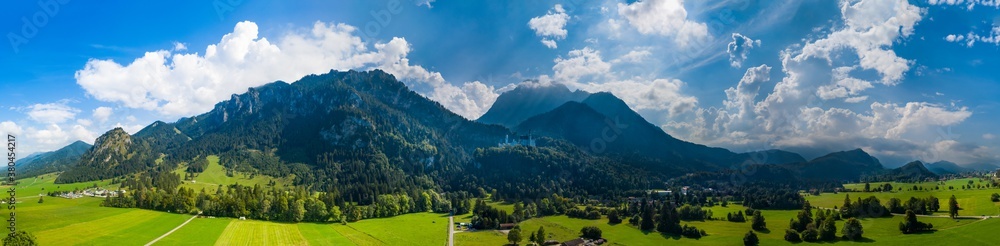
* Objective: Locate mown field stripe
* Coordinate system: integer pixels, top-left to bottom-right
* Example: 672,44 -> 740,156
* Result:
34,210 -> 163,245
145,214 -> 200,246
297,223 -> 355,246
331,224 -> 384,246
214,220 -> 308,246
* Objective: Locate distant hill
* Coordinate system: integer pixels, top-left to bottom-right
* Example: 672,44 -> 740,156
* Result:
963,162 -> 999,171
789,149 -> 885,182
16,140 -> 91,178
56,128 -> 159,183
735,149 -> 807,165
477,83 -> 590,128
887,161 -> 938,181
925,161 -> 972,175
514,93 -> 744,174
925,161 -> 998,174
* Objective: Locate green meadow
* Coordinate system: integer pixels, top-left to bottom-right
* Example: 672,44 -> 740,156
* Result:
458,204 -> 993,246
4,174 -> 447,246
8,174 -> 1000,245
175,155 -> 295,193
809,178 -> 1000,216
458,178 -> 1000,246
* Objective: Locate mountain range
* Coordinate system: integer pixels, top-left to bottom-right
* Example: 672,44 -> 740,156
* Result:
15,140 -> 91,179
25,70 -> 993,197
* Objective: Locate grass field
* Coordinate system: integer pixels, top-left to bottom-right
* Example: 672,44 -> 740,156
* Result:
459,204 -> 992,246
5,173 -> 448,245
9,173 -> 1000,245
177,155 -> 294,193
215,220 -> 309,246
11,172 -> 117,199
807,178 -> 1000,216
153,218 -> 233,246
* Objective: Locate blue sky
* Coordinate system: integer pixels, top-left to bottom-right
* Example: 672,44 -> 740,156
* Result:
1,0 -> 999,167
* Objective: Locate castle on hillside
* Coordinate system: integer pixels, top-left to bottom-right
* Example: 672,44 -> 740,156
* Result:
499,132 -> 536,147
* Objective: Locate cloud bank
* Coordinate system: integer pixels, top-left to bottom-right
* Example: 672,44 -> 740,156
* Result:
76,21 -> 500,120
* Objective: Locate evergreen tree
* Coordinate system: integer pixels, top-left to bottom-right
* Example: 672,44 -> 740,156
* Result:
640,202 -> 656,231
535,226 -> 546,245
656,202 -> 681,234
841,194 -> 853,217
751,210 -> 766,231
818,216 -> 837,241
841,218 -> 863,240
743,230 -> 759,246
948,195 -> 959,218
899,210 -> 934,234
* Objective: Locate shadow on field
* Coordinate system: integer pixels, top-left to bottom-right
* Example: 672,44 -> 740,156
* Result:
637,230 -> 683,240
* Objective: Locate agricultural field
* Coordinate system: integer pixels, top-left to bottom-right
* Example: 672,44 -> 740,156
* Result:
9,174 -> 1000,245
4,174 -> 447,246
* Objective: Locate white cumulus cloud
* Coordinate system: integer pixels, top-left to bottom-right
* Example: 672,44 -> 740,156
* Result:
75,21 -> 498,120
547,47 -> 698,118
928,0 -> 1000,10
617,0 -> 709,47
27,102 -> 79,124
795,0 -> 923,85
92,107 -> 113,123
727,33 -> 760,68
944,26 -> 1000,47
529,4 -> 570,49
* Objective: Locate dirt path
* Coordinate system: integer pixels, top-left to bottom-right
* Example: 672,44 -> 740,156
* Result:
448,215 -> 454,246
145,213 -> 200,246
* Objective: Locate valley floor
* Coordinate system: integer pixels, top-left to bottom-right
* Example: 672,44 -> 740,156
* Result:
7,176 -> 1000,245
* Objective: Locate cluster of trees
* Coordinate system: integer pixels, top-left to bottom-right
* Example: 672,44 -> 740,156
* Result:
885,196 -> 940,215
566,206 -> 602,220
185,155 -> 209,174
627,200 -> 707,238
470,199 -> 514,230
580,226 -> 602,239
862,182 -> 895,192
469,144 -> 658,202
786,201 -> 840,242
676,204 -> 712,221
737,185 -> 805,210
726,211 -> 747,222
898,210 -> 934,234
840,194 -> 890,218
100,168 -> 464,223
